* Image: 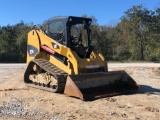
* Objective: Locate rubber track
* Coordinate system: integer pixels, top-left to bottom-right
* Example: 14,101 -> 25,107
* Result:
24,59 -> 68,93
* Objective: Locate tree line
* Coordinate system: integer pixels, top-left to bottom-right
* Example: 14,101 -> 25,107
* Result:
0,5 -> 159,63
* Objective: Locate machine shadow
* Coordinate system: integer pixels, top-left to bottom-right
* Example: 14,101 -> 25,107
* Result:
138,84 -> 160,94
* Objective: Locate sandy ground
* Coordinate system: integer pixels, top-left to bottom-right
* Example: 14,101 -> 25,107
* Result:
0,63 -> 160,120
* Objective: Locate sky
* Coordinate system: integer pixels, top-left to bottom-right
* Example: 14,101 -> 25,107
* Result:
0,0 -> 160,26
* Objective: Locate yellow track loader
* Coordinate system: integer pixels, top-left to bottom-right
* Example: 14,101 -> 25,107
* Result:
24,16 -> 139,100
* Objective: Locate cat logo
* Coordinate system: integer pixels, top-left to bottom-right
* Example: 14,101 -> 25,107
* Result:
30,50 -> 34,55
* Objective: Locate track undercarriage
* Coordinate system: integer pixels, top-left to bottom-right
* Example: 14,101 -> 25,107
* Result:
24,59 -> 67,93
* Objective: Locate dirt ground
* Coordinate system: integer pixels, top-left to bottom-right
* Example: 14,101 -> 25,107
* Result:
0,63 -> 160,120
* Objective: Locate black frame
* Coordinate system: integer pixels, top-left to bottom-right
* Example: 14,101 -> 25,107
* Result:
46,16 -> 92,47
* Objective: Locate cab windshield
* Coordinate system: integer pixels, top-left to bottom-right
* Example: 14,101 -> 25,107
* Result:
48,21 -> 65,42
70,22 -> 90,47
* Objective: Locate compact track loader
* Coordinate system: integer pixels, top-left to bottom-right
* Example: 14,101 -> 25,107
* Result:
24,16 -> 139,100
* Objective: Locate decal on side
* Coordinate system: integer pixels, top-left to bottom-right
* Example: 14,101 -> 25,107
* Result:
27,45 -> 38,56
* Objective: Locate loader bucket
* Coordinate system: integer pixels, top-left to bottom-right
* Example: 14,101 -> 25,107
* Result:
64,71 -> 139,100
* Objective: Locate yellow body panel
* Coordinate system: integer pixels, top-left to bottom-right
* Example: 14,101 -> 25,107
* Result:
27,30 -> 40,63
27,30 -> 108,75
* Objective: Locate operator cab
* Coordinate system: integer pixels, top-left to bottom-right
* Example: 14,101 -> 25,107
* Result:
46,16 -> 93,58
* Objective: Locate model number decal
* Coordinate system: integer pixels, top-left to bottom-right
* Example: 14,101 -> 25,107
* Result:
86,65 -> 100,69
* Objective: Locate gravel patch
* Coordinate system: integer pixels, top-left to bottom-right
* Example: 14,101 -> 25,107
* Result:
0,95 -> 54,119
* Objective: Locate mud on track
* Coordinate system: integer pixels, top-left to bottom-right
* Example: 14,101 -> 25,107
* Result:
0,63 -> 160,120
